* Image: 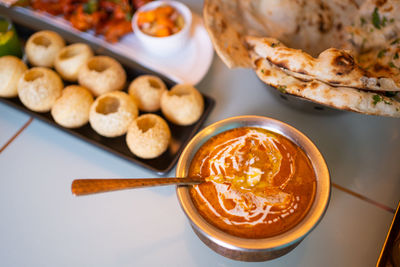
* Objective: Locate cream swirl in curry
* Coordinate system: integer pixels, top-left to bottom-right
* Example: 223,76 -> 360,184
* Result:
189,127 -> 316,239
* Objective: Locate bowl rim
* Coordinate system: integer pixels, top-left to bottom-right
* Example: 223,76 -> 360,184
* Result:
132,0 -> 192,41
176,115 -> 331,251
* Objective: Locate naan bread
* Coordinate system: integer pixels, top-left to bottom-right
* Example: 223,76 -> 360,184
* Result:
203,0 -> 362,68
346,0 -> 400,53
252,55 -> 400,117
236,0 -> 362,55
246,36 -> 400,91
345,0 -> 400,91
203,0 -> 253,68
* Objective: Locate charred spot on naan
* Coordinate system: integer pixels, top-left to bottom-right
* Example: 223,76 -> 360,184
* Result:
273,60 -> 290,70
310,82 -> 319,89
327,80 -> 341,85
373,62 -> 392,73
255,58 -> 271,76
375,0 -> 388,7
332,53 -> 355,70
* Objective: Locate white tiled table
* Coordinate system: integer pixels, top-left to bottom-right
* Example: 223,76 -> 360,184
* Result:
1,1 -> 399,266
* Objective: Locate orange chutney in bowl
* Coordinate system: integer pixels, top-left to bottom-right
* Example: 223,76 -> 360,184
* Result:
189,127 -> 316,239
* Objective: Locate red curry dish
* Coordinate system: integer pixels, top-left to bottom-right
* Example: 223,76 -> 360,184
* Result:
189,127 -> 316,239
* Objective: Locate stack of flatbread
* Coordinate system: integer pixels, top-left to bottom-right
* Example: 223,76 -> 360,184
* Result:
204,0 -> 400,117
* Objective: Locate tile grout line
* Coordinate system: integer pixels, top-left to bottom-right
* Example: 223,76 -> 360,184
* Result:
332,182 -> 396,214
0,117 -> 34,153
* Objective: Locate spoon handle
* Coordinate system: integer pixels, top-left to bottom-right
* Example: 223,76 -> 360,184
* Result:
71,177 -> 204,196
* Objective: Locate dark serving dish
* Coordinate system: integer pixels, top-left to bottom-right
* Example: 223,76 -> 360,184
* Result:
377,203 -> 400,267
265,84 -> 343,115
0,12 -> 215,175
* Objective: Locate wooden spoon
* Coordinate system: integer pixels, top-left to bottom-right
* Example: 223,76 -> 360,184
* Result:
71,176 -> 205,196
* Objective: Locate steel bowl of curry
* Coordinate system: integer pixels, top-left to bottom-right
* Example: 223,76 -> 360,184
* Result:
176,115 -> 330,261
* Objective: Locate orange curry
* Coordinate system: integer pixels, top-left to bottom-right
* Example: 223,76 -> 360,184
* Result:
137,5 -> 185,37
189,127 -> 316,239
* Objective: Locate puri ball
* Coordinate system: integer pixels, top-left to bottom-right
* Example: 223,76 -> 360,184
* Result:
51,85 -> 94,128
0,56 -> 27,98
161,84 -> 204,125
54,43 -> 94,82
126,114 -> 171,159
89,91 -> 138,137
78,56 -> 126,97
128,75 -> 167,112
17,67 -> 63,112
25,30 -> 65,67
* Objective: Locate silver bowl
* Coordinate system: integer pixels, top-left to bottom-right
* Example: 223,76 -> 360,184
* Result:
265,84 -> 343,115
176,115 -> 331,262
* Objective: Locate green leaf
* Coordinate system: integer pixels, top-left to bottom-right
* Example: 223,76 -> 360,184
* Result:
271,42 -> 279,48
372,94 -> 382,105
394,53 -> 399,60
391,38 -> 400,45
84,0 -> 98,14
360,17 -> 367,26
372,8 -> 381,29
125,12 -> 132,21
377,49 -> 386,58
277,85 -> 287,93
382,16 -> 388,27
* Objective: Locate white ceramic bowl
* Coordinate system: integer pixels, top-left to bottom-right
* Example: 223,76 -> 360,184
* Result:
132,0 -> 192,56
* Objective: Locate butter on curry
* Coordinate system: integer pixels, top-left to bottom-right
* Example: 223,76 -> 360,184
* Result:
189,127 -> 316,239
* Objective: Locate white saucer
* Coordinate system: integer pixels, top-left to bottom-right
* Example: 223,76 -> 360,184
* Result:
117,14 -> 214,85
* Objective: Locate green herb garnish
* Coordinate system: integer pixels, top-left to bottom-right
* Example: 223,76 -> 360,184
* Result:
394,53 -> 399,60
377,49 -> 386,58
372,8 -> 382,29
382,16 -> 388,27
360,17 -> 367,26
391,38 -> 400,45
277,85 -> 287,93
84,0 -> 98,14
373,94 -> 393,105
389,61 -> 397,68
125,12 -> 132,21
372,94 -> 382,105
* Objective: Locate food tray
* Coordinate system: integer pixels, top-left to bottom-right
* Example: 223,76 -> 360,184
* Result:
377,203 -> 400,267
0,4 -> 214,85
0,19 -> 215,175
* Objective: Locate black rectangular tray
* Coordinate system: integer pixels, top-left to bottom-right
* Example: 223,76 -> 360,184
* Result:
377,203 -> 400,267
0,8 -> 215,175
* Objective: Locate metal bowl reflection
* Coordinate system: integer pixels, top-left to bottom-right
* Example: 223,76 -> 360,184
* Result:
176,115 -> 331,261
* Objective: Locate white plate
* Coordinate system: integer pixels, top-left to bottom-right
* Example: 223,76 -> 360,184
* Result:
12,7 -> 214,85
